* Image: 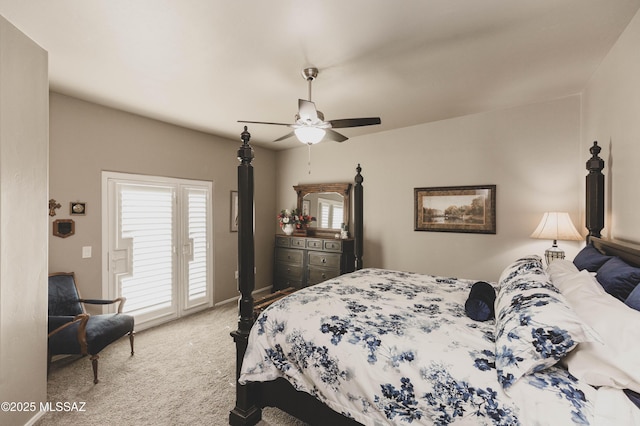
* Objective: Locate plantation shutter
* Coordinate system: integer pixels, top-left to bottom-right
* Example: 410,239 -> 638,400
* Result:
332,205 -> 343,229
319,202 -> 331,228
183,186 -> 209,308
318,198 -> 343,229
118,184 -> 175,316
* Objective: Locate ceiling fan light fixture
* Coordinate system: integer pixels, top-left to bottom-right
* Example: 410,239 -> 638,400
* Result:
238,67 -> 380,144
294,126 -> 325,144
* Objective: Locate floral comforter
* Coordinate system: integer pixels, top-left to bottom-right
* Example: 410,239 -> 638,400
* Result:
239,268 -> 597,425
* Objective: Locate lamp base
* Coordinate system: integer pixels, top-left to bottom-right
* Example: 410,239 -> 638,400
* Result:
544,245 -> 565,265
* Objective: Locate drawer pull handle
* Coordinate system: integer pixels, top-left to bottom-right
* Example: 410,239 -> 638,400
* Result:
322,273 -> 326,279
321,258 -> 326,263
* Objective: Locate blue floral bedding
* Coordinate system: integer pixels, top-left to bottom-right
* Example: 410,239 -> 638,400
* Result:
239,268 -> 597,425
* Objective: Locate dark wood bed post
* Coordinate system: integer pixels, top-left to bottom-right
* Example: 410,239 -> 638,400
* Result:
585,141 -> 605,243
229,127 -> 261,426
354,164 -> 364,270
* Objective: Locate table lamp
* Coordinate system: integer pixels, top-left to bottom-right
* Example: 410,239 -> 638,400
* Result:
530,212 -> 583,264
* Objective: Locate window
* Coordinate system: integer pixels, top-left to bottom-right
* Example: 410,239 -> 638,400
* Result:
103,172 -> 212,330
318,197 -> 343,229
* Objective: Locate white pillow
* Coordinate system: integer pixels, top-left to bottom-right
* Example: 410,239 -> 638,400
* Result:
546,260 -> 580,290
556,269 -> 602,296
562,272 -> 640,393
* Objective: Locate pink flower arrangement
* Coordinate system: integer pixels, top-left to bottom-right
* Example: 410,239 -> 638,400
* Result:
277,208 -> 315,229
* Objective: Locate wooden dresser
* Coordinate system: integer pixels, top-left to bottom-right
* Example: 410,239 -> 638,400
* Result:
273,235 -> 355,291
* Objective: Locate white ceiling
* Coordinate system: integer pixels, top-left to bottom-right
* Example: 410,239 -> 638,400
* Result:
1,1 -> 639,149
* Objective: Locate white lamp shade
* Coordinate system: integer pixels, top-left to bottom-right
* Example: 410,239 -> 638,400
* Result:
294,126 -> 326,144
530,212 -> 583,241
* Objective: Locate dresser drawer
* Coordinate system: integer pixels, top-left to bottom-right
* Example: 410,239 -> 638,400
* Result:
275,277 -> 304,290
307,268 -> 341,285
276,248 -> 304,263
323,240 -> 343,252
308,251 -> 341,269
275,263 -> 304,281
291,237 -> 306,248
275,236 -> 290,247
306,238 -> 323,249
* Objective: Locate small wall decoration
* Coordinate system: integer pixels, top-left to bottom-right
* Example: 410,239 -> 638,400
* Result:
414,185 -> 496,234
230,191 -> 238,232
53,219 -> 75,238
49,199 -> 61,217
70,202 -> 86,215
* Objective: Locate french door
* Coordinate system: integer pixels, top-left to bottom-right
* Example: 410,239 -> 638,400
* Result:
103,172 -> 213,329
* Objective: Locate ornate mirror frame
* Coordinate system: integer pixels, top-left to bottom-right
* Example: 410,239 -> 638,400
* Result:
293,182 -> 352,237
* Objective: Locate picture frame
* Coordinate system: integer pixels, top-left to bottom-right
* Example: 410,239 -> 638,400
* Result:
70,202 -> 86,215
53,219 -> 75,238
230,190 -> 238,232
302,199 -> 310,216
414,185 -> 496,234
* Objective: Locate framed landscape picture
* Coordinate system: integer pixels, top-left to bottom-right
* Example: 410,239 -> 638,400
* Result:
414,185 -> 496,234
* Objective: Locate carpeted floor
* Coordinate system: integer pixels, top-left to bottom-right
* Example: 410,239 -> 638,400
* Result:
37,302 -> 307,426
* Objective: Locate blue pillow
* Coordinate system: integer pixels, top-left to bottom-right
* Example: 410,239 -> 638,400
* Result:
573,244 -> 613,272
596,257 -> 640,301
625,283 -> 640,312
465,281 -> 496,321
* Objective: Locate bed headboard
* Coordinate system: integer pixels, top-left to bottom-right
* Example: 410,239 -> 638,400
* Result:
591,237 -> 640,269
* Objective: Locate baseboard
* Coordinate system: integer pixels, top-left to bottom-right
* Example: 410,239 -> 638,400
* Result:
25,409 -> 46,426
215,285 -> 272,307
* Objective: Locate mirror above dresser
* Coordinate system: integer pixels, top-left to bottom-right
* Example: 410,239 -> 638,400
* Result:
293,182 -> 352,237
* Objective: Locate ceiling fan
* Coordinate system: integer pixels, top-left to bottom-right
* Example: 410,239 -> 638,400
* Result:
238,67 -> 381,144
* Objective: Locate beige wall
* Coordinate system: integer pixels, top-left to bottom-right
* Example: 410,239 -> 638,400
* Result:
0,16 -> 49,426
581,9 -> 640,243
276,96 -> 584,282
49,93 -> 277,306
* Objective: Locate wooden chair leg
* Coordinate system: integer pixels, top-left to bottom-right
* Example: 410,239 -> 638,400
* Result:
129,331 -> 135,356
90,354 -> 99,384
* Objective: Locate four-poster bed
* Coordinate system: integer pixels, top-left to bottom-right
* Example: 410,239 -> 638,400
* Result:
230,132 -> 640,425
229,127 -> 365,425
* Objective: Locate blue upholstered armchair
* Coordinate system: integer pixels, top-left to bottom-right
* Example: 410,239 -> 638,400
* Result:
48,272 -> 135,384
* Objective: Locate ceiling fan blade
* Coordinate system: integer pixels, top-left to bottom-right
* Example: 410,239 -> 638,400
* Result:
237,120 -> 295,127
328,117 -> 381,129
298,99 -> 319,123
325,129 -> 349,143
273,132 -> 296,142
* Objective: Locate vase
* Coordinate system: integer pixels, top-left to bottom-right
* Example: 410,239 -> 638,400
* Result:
282,224 -> 295,235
